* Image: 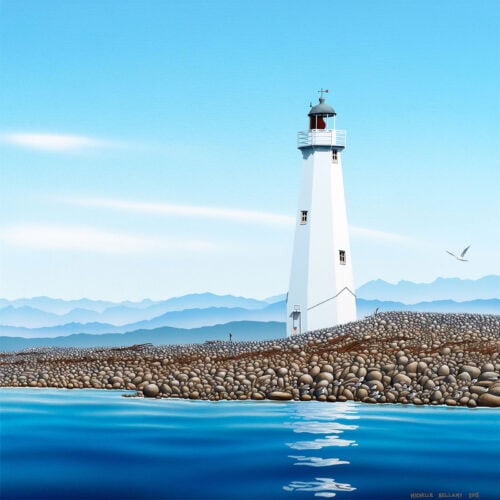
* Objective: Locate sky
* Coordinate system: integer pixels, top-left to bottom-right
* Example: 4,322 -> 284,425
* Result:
0,0 -> 499,301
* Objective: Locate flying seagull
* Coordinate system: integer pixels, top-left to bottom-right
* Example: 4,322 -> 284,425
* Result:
446,245 -> 470,262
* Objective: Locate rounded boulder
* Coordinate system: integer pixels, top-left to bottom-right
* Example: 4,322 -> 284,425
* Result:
143,384 -> 160,398
478,393 -> 500,407
393,373 -> 412,385
269,391 -> 293,401
298,374 -> 314,385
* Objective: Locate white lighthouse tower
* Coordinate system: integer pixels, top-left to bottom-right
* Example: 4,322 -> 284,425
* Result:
287,90 -> 356,336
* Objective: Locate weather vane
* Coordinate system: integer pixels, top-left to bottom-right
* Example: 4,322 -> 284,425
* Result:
318,88 -> 329,98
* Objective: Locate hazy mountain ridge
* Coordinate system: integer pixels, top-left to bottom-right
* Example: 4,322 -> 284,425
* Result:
0,306 -> 68,328
0,321 -> 286,352
0,293 -> 272,328
263,294 -> 286,304
123,301 -> 285,331
1,298 -> 498,340
357,298 -> 500,317
0,322 -> 122,339
0,302 -> 286,338
0,297 -> 125,315
357,275 -> 500,303
1,277 -> 497,342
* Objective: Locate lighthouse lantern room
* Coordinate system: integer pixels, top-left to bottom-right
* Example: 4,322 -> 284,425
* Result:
287,90 -> 357,337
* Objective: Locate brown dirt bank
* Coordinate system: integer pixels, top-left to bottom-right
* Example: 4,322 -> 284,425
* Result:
1,312 -> 499,407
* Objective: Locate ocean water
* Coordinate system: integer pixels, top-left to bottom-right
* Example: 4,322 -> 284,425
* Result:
1,389 -> 498,500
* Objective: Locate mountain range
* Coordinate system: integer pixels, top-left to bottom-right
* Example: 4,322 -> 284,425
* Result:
357,275 -> 500,303
0,292 -> 272,328
0,321 -> 285,352
1,298 -> 498,340
0,276 -> 498,346
0,301 -> 285,338
3,276 -> 499,330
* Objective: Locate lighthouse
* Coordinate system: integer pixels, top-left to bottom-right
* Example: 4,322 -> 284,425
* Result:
287,90 -> 356,337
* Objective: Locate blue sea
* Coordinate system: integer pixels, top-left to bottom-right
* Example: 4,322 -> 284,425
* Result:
1,389 -> 498,500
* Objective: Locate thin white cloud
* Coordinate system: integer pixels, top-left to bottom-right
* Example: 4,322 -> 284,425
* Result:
350,225 -> 411,243
1,225 -> 217,254
62,196 -> 295,226
56,196 -> 414,243
0,132 -> 113,151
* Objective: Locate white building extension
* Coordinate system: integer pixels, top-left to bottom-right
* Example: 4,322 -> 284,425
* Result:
287,91 -> 356,336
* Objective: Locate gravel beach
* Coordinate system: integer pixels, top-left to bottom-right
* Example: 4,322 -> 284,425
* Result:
1,312 -> 499,407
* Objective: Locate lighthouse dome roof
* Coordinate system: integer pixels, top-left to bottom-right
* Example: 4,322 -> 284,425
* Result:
308,97 -> 336,117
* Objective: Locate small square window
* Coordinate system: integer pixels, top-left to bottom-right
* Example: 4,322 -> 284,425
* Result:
339,250 -> 346,265
300,210 -> 308,224
332,150 -> 338,162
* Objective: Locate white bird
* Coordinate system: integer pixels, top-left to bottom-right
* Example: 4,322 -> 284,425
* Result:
446,245 -> 470,262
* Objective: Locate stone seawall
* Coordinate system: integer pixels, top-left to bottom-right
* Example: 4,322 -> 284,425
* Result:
1,312 -> 499,407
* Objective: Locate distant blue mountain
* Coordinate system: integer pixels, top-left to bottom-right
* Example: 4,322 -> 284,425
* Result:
98,293 -> 269,325
0,306 -> 68,328
0,302 -> 286,338
0,306 -> 104,328
125,301 -> 286,330
0,297 -> 121,315
2,296 -> 498,341
357,275 -> 500,304
0,321 -> 286,352
356,298 -> 500,318
0,322 -> 121,339
0,293 -> 271,328
2,296 -> 498,352
1,277 -> 497,336
149,292 -> 268,312
264,294 -> 287,304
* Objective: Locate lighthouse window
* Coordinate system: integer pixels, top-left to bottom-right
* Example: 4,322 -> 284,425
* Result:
300,211 -> 308,224
339,250 -> 346,265
332,150 -> 338,162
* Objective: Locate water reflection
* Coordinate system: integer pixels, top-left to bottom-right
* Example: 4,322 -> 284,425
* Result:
290,421 -> 358,435
283,402 -> 359,497
289,456 -> 349,467
283,477 -> 356,497
288,435 -> 356,450
290,401 -> 360,421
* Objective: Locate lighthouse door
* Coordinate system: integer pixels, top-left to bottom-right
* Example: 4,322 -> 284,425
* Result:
291,308 -> 301,336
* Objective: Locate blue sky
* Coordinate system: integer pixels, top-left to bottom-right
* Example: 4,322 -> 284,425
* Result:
0,0 -> 498,300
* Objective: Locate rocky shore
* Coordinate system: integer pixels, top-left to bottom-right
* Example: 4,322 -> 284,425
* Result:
1,312 -> 499,407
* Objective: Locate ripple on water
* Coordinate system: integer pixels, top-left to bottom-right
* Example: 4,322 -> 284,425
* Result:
283,477 -> 356,497
289,456 -> 350,467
